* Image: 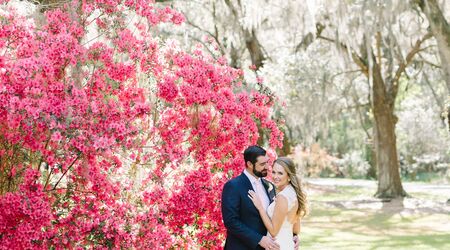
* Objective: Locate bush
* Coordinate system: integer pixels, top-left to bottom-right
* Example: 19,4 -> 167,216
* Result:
334,151 -> 371,179
400,154 -> 449,181
293,144 -> 342,178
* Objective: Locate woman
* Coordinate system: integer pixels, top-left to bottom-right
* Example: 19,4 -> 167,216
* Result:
248,157 -> 307,249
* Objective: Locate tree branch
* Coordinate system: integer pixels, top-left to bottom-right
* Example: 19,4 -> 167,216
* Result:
390,32 -> 433,97
184,18 -> 225,55
317,34 -> 369,77
51,152 -> 81,191
423,72 -> 444,110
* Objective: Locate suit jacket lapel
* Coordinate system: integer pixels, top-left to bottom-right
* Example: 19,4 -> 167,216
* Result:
240,172 -> 254,192
262,179 -> 276,203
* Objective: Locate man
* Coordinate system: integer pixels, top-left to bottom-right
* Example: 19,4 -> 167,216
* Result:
221,145 -> 279,250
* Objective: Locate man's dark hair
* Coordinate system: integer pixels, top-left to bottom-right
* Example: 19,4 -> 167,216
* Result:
243,145 -> 266,166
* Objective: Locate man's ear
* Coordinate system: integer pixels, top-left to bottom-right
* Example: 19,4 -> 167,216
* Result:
245,161 -> 252,169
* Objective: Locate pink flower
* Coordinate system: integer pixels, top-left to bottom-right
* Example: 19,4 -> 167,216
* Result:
0,1 -> 282,248
256,76 -> 264,83
51,131 -> 62,142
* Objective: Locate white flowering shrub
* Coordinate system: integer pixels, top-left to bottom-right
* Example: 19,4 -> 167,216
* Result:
334,150 -> 371,179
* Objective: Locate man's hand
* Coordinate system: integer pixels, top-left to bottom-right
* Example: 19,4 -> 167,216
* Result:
259,236 -> 280,250
293,235 -> 300,249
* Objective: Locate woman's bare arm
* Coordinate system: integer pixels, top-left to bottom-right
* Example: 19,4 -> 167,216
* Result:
293,219 -> 301,235
248,191 -> 288,237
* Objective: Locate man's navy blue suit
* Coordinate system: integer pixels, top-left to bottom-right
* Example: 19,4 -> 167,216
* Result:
222,172 -> 276,250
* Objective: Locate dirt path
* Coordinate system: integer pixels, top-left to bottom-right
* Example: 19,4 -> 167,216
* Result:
306,178 -> 450,195
305,178 -> 450,214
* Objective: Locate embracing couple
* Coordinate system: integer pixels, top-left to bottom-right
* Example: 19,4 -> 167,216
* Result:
221,145 -> 307,250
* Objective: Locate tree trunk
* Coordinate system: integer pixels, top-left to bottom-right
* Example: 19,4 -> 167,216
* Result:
371,61 -> 407,198
418,0 -> 450,91
229,45 -> 240,68
365,144 -> 377,179
223,0 -> 266,70
276,125 -> 292,156
243,29 -> 265,69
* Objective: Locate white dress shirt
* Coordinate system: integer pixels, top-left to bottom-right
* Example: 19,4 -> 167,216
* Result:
244,169 -> 270,211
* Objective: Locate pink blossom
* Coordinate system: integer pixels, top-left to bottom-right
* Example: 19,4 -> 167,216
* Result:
0,1 -> 283,248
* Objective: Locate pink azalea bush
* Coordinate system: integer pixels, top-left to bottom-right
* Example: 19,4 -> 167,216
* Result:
0,0 -> 282,249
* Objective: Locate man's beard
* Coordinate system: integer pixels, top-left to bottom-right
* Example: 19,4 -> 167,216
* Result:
253,166 -> 268,177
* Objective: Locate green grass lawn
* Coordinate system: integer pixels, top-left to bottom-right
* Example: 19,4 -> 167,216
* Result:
300,183 -> 450,249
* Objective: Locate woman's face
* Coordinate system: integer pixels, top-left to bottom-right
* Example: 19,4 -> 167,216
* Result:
272,162 -> 289,189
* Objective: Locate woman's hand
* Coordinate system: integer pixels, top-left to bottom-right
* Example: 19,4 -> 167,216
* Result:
248,190 -> 264,211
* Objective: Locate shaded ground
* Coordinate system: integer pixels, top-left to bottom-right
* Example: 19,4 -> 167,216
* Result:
300,178 -> 450,250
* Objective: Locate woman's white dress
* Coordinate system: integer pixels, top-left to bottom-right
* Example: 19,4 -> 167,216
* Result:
266,184 -> 297,249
